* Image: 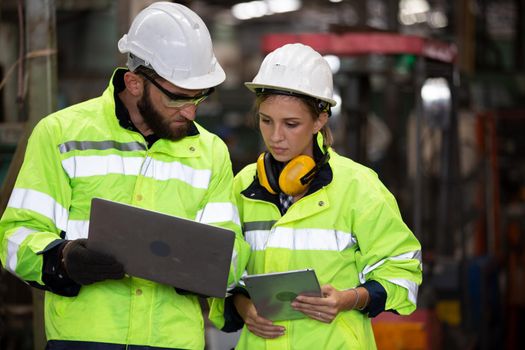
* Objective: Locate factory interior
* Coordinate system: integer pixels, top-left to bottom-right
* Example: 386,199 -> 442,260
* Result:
0,0 -> 524,349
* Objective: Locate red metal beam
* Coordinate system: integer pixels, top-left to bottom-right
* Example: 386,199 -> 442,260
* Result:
262,32 -> 457,63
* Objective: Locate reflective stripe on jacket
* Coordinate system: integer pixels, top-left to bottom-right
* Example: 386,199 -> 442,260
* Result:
0,69 -> 250,350
232,147 -> 422,350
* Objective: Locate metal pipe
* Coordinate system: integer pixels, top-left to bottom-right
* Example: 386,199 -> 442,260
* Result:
24,1 -> 58,349
413,56 -> 425,240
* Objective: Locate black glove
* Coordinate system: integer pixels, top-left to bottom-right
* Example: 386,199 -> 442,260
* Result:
62,239 -> 125,285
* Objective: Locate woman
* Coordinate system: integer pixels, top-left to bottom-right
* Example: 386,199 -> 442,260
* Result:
228,43 -> 422,349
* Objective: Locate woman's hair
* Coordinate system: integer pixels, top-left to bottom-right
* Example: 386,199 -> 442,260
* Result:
254,93 -> 333,147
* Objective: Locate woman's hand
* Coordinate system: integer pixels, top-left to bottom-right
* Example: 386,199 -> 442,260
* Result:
233,294 -> 286,338
291,284 -> 366,323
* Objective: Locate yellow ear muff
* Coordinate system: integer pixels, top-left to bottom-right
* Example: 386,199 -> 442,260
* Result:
256,152 -> 278,194
257,152 -> 325,197
278,155 -> 316,196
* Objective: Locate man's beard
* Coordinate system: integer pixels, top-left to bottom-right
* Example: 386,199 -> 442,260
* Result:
137,86 -> 190,141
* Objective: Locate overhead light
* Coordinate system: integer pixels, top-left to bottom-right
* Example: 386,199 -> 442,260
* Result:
331,90 -> 342,117
421,78 -> 451,127
232,2 -> 267,20
267,0 -> 300,13
429,10 -> 448,28
231,0 -> 302,20
400,0 -> 430,14
399,0 -> 431,25
323,55 -> 341,74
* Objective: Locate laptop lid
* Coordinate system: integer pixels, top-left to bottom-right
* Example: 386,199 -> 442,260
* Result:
87,197 -> 235,297
242,269 -> 322,321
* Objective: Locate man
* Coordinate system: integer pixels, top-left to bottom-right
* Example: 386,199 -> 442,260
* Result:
0,2 -> 248,349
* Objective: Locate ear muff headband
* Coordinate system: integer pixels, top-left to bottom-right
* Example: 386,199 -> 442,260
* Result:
299,151 -> 330,185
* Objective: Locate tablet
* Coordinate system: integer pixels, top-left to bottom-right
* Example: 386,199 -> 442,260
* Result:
87,197 -> 235,297
242,269 -> 322,321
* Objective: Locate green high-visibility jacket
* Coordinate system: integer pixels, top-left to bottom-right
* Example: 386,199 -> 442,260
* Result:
0,69 -> 250,350
231,144 -> 422,350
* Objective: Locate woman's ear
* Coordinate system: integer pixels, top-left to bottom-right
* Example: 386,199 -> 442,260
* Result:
123,71 -> 144,97
313,112 -> 329,134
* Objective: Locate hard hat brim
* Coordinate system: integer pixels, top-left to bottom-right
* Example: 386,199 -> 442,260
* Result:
167,68 -> 226,90
244,82 -> 337,107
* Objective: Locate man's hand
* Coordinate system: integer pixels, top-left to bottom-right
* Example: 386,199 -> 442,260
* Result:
62,239 -> 125,285
233,294 -> 285,339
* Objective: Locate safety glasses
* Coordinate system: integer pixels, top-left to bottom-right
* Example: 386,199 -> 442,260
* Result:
139,72 -> 214,108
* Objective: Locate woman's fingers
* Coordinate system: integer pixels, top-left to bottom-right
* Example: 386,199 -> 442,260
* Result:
245,315 -> 286,339
246,322 -> 285,338
291,298 -> 337,323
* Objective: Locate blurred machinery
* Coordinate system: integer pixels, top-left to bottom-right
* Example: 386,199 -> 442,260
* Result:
474,109 -> 525,349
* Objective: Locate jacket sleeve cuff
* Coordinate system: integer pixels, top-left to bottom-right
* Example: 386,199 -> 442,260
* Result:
359,280 -> 387,317
40,239 -> 81,297
221,286 -> 249,333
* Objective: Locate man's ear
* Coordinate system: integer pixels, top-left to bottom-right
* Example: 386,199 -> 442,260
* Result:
123,71 -> 143,97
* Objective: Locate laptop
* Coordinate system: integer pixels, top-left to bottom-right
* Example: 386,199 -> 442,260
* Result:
242,269 -> 322,321
87,197 -> 235,297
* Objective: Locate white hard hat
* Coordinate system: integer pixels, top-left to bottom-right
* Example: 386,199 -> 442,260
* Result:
245,43 -> 336,106
118,2 -> 225,90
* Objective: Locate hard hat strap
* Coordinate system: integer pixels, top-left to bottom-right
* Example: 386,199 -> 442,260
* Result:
255,88 -> 331,116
